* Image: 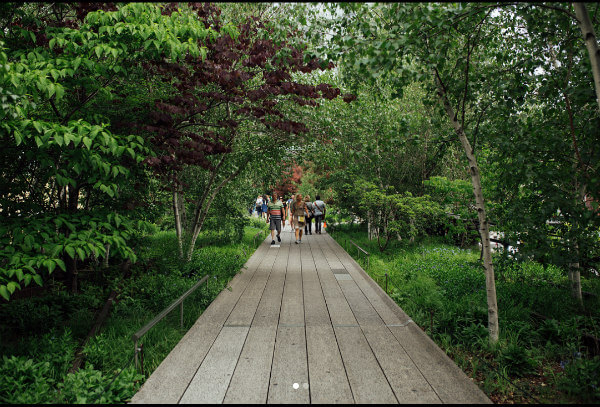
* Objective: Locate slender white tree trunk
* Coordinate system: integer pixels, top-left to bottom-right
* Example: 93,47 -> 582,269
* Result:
568,242 -> 584,306
103,244 -> 110,269
574,2 -> 600,112
185,166 -> 243,261
434,72 -> 500,344
173,190 -> 184,259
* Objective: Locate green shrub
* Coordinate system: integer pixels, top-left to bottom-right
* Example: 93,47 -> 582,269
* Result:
497,342 -> 537,377
26,328 -> 78,382
0,290 -> 79,335
135,231 -> 182,276
558,356 -> 600,401
0,355 -> 55,403
56,363 -> 144,404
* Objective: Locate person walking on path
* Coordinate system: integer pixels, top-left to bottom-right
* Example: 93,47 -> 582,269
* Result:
266,193 -> 284,245
291,194 -> 309,244
255,195 -> 263,218
304,195 -> 314,235
261,194 -> 269,219
286,194 -> 295,232
312,195 -> 326,234
281,196 -> 287,228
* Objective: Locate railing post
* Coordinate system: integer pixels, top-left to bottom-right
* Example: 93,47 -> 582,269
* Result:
180,301 -> 184,329
367,254 -> 370,270
385,273 -> 388,294
140,343 -> 144,376
134,339 -> 139,371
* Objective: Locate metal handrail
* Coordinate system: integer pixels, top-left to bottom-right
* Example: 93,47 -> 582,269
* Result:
346,239 -> 370,270
253,229 -> 266,246
132,274 -> 209,371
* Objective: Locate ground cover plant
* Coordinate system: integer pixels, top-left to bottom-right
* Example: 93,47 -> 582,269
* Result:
0,222 -> 267,404
330,222 -> 600,404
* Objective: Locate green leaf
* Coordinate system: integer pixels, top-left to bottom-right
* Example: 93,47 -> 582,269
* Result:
44,259 -> 56,273
55,84 -> 64,100
47,83 -> 56,98
83,137 -> 92,149
33,121 -> 43,133
0,286 -> 9,301
55,258 -> 66,272
24,274 -> 32,287
65,245 -> 75,259
7,281 -> 19,294
14,132 -> 23,146
76,247 -> 86,261
33,274 -> 43,287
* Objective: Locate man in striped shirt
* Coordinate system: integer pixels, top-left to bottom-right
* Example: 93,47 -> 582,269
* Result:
267,192 -> 284,245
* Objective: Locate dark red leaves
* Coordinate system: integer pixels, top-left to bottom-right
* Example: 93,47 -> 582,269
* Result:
137,3 -> 343,188
343,93 -> 358,103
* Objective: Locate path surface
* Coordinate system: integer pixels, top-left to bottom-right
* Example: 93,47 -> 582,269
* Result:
130,225 -> 490,404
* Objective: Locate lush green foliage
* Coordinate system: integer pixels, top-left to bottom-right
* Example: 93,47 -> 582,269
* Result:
0,224 -> 265,404
331,223 -> 600,402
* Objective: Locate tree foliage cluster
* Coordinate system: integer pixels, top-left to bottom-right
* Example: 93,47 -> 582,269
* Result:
0,2 -> 345,300
281,2 -> 600,344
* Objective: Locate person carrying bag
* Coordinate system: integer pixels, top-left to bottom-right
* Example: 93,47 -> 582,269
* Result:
312,195 -> 326,234
304,195 -> 314,235
291,194 -> 309,244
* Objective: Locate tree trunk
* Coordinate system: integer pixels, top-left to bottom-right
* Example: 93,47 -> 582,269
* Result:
69,290 -> 117,373
173,190 -> 184,259
185,166 -> 243,261
573,2 -> 600,112
103,244 -> 110,269
367,210 -> 373,240
67,186 -> 80,293
568,247 -> 583,306
434,71 -> 500,344
550,42 -> 585,304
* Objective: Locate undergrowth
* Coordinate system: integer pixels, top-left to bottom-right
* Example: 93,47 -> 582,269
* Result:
330,222 -> 600,404
0,221 -> 267,404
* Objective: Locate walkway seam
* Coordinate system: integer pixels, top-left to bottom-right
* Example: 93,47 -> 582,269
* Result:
308,237 -> 356,404
176,235 -> 271,403
321,239 -> 399,404
324,234 -> 444,402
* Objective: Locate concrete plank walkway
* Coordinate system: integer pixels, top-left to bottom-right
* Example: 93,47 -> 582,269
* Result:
130,225 -> 491,404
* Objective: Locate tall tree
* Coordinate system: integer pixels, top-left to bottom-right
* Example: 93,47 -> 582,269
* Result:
139,3 -> 343,260
0,2 -> 219,297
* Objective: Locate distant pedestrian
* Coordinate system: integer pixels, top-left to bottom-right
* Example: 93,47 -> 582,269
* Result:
261,194 -> 268,219
287,194 -> 295,231
267,192 -> 284,245
291,194 -> 309,244
304,195 -> 314,235
312,195 -> 326,234
256,195 -> 263,218
279,196 -> 288,229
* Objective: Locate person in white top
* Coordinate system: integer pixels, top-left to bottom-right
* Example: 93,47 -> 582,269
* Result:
255,195 -> 263,218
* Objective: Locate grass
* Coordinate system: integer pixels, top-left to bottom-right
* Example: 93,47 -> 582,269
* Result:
330,222 -> 600,404
0,220 -> 268,404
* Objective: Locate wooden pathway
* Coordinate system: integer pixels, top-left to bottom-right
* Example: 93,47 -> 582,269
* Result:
130,226 -> 490,404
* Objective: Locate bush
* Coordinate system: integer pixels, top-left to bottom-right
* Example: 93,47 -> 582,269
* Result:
26,328 -> 78,382
558,355 -> 600,401
56,363 -> 144,404
0,355 -> 55,403
497,342 -> 537,377
0,289 -> 79,335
